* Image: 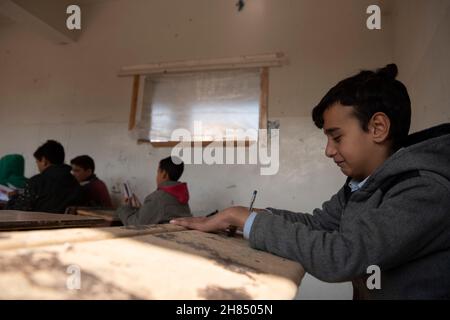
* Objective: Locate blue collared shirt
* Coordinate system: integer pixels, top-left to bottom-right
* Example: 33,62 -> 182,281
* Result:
348,176 -> 370,192
243,211 -> 258,239
242,176 -> 370,240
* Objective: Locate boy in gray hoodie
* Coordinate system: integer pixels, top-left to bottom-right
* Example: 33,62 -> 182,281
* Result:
117,156 -> 192,226
171,64 -> 450,299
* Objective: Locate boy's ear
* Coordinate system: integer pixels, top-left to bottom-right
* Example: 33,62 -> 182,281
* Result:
41,156 -> 50,166
160,169 -> 169,180
369,112 -> 391,143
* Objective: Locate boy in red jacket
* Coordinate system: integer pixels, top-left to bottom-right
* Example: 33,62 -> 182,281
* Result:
117,156 -> 192,226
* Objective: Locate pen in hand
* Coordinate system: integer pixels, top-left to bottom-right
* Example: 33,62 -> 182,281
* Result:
206,210 -> 218,217
248,190 -> 257,213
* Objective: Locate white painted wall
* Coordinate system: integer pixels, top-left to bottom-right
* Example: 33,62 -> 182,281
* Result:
0,0 -> 425,299
390,0 -> 450,132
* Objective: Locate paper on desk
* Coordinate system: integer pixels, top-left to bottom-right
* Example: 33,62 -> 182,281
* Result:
0,184 -> 21,202
0,192 -> 8,202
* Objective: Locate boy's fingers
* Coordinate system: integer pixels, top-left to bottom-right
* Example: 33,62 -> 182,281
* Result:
170,218 -> 188,226
171,217 -> 201,224
170,218 -> 197,227
170,217 -> 212,231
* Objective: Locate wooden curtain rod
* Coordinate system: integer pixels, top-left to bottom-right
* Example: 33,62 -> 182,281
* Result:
118,52 -> 287,77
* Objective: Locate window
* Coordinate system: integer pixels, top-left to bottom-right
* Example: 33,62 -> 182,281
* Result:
137,68 -> 265,145
120,53 -> 285,147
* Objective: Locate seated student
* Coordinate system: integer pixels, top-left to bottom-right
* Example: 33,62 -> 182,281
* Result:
6,140 -> 84,213
117,156 -> 192,226
0,154 -> 27,200
70,155 -> 113,208
171,64 -> 450,300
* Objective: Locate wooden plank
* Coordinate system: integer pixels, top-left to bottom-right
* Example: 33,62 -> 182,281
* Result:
144,140 -> 257,148
259,67 -> 269,130
118,52 -> 288,77
0,229 -> 305,299
128,74 -> 140,130
0,210 -> 109,231
76,209 -> 121,223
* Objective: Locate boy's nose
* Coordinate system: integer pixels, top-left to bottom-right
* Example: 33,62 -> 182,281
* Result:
325,141 -> 337,158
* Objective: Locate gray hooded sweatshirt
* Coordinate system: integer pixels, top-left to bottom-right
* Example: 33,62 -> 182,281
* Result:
249,123 -> 450,299
117,180 -> 192,226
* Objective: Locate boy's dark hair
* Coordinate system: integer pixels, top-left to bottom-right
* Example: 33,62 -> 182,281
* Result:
159,156 -> 184,181
312,64 -> 411,150
33,140 -> 65,165
70,155 -> 95,172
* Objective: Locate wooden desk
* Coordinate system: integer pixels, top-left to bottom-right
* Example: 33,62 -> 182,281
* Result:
0,225 -> 305,299
0,210 -> 111,231
75,208 -> 122,226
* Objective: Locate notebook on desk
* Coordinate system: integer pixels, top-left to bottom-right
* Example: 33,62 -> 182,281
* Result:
0,184 -> 17,202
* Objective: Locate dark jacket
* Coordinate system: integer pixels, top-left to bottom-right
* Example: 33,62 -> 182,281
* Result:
6,164 -> 84,213
117,180 -> 192,226
249,123 -> 450,299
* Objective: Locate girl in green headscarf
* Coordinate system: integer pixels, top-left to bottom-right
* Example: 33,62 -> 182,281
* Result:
0,154 -> 27,189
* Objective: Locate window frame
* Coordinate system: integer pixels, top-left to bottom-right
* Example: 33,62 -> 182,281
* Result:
120,53 -> 285,147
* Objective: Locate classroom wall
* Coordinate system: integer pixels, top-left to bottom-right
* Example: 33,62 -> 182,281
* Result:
390,0 -> 450,132
0,0 -> 395,299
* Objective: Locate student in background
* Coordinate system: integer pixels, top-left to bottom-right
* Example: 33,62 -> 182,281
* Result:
117,156 -> 192,226
171,64 -> 450,299
0,154 -> 27,189
70,155 -> 113,208
0,154 -> 27,200
7,140 -> 84,213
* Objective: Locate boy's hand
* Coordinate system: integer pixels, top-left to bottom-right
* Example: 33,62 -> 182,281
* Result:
7,190 -> 18,198
170,206 -> 252,233
132,194 -> 141,208
124,194 -> 141,208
